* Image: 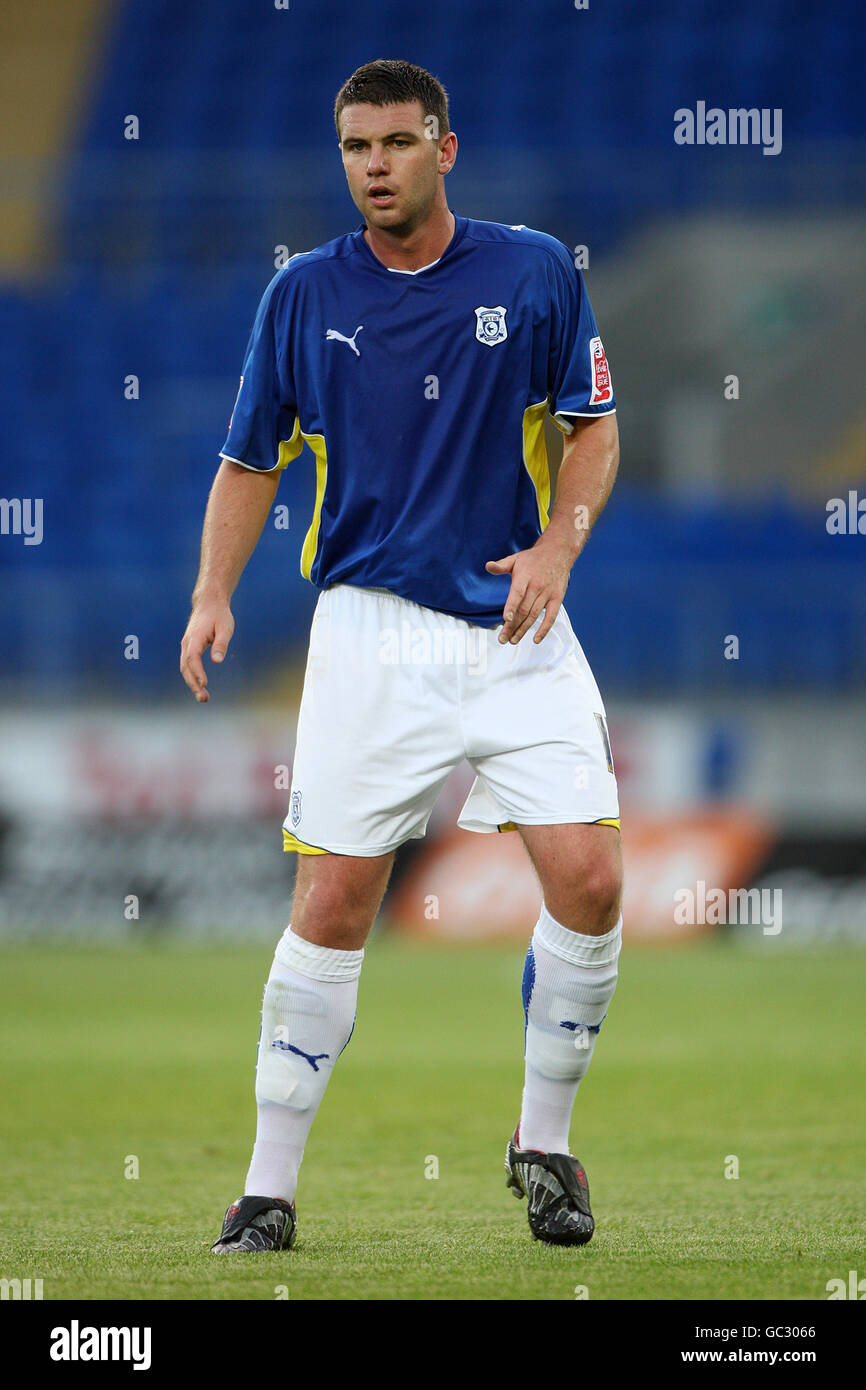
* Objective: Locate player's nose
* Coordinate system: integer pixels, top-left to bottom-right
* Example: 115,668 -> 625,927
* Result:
366,144 -> 389,173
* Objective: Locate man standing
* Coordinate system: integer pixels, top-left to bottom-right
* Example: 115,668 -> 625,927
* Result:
180,59 -> 622,1253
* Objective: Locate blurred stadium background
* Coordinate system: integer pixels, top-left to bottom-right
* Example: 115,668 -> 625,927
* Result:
1,0 -> 865,950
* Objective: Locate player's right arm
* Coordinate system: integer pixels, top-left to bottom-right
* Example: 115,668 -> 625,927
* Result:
179,459 -> 281,702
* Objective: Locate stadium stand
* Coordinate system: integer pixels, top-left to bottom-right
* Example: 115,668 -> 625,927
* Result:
1,0 -> 863,694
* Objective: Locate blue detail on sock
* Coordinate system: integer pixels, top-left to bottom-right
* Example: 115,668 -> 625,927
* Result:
337,1010 -> 357,1058
272,1040 -> 329,1071
521,944 -> 536,1025
521,943 -> 536,1054
559,1018 -> 603,1034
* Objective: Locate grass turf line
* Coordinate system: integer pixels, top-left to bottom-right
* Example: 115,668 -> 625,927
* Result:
0,939 -> 863,1300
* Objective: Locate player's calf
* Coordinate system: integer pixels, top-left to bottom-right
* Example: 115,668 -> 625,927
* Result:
243,926 -> 364,1204
506,900 -> 621,1243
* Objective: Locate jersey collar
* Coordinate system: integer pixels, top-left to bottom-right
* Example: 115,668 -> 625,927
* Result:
354,212 -> 468,276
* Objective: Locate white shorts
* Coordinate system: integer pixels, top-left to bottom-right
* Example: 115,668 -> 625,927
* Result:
283,584 -> 619,857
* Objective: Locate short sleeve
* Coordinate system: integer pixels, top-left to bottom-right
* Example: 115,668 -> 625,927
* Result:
546,247 -> 615,434
220,271 -> 303,472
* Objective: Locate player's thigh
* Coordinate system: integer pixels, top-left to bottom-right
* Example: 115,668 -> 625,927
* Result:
518,822 -> 622,934
287,584 -> 464,855
459,605 -> 619,836
291,849 -> 396,950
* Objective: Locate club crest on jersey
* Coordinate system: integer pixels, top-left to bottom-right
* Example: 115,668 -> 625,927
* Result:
475,306 -> 508,347
290,790 -> 302,827
588,336 -> 612,404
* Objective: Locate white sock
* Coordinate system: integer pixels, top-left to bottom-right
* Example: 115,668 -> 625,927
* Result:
244,925 -> 363,1203
518,904 -> 622,1154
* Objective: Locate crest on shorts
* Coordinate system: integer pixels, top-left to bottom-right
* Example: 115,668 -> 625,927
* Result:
588,336 -> 612,405
290,789 -> 302,827
475,305 -> 508,347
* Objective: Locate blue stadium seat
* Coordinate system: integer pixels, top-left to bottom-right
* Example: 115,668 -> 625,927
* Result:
1,0 -> 862,692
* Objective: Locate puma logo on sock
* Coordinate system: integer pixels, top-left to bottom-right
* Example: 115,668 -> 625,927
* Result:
272,1039 -> 330,1071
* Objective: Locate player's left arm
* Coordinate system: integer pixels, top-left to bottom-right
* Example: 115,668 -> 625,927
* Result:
486,411 -> 619,644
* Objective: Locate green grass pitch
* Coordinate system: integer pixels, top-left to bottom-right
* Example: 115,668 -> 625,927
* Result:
0,937 -> 863,1300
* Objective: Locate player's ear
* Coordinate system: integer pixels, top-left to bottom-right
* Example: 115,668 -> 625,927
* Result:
440,131 -> 457,173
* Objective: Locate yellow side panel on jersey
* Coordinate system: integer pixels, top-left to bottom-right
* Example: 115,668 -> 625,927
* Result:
521,399 -> 551,530
299,431 -> 328,579
282,829 -> 330,855
277,416 -> 304,469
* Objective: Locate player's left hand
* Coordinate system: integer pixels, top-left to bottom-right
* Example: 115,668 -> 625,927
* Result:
486,534 -> 573,644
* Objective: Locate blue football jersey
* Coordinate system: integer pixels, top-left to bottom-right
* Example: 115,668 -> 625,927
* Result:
221,214 -> 615,626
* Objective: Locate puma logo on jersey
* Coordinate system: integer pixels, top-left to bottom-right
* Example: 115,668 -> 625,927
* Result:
325,325 -> 364,356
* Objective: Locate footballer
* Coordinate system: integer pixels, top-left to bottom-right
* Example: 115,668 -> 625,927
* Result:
180,59 -> 622,1253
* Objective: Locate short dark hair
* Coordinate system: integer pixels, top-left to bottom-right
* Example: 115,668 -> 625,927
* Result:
334,59 -> 450,139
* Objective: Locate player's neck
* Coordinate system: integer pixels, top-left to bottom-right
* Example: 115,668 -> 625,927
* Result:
363,206 -> 455,273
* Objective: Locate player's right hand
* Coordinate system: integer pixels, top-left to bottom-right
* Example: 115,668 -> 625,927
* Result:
180,601 -> 235,703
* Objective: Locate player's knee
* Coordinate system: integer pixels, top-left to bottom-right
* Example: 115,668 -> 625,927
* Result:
292,896 -> 376,945
589,860 -> 622,926
552,857 -> 622,933
292,869 -> 385,945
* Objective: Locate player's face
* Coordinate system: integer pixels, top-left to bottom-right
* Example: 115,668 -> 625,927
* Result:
339,101 -> 445,235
